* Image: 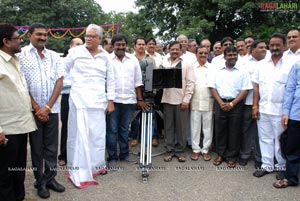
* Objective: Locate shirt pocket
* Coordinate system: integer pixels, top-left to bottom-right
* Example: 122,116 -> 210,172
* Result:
271,72 -> 288,104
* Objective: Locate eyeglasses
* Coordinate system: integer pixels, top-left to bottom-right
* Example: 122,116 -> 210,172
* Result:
85,35 -> 99,39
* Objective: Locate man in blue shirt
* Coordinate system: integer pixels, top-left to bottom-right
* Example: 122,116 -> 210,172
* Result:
273,61 -> 300,188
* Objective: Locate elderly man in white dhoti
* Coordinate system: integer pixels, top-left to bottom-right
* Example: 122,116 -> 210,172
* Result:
64,24 -> 115,188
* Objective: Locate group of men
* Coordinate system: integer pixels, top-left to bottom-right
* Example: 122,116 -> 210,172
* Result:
184,29 -> 300,190
1,21 -> 300,201
182,29 -> 300,189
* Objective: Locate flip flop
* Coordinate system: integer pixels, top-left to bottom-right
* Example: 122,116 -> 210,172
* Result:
273,179 -> 290,188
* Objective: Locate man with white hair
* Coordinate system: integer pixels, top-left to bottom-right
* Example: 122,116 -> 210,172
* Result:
58,37 -> 83,167
64,24 -> 115,188
177,34 -> 197,64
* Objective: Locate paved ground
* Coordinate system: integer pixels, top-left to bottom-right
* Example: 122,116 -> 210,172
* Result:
23,139 -> 300,201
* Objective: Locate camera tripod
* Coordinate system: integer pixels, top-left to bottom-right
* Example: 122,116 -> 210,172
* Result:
139,105 -> 153,183
131,103 -> 165,183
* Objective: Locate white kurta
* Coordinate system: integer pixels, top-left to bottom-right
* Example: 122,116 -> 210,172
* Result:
64,45 -> 115,188
190,62 -> 214,154
252,56 -> 293,171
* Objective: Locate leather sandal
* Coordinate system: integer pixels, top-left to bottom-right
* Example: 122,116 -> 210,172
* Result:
273,179 -> 290,188
203,153 -> 211,161
191,152 -> 200,161
213,156 -> 223,166
164,155 -> 173,162
177,155 -> 186,162
227,161 -> 236,168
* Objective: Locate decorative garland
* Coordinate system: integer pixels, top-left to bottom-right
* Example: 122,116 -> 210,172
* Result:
69,28 -> 86,38
48,29 -> 70,39
16,22 -> 120,40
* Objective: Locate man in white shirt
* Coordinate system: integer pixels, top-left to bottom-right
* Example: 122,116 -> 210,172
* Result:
187,39 -> 197,54
211,37 -> 234,68
58,37 -> 83,167
146,37 -> 163,68
213,41 -> 222,57
177,34 -> 197,64
64,24 -> 115,188
106,34 -> 149,168
283,28 -> 300,64
252,33 -> 292,179
209,45 -> 252,168
239,40 -> 267,167
176,34 -> 197,147
19,23 -> 65,199
190,45 -> 214,161
244,35 -> 256,53
102,37 -> 113,53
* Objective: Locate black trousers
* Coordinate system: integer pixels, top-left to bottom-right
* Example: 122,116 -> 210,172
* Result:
214,101 -> 244,162
58,94 -> 69,162
0,134 -> 27,201
30,113 -> 59,187
240,105 -> 261,162
285,119 -> 300,186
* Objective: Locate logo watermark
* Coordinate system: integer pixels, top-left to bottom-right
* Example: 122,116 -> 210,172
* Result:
8,166 -> 37,171
136,166 -> 166,171
50,166 -> 79,171
175,166 -> 205,172
259,2 -> 299,12
216,166 -> 245,171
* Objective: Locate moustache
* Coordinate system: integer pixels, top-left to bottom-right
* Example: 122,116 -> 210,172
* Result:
271,50 -> 279,53
38,40 -> 46,42
116,48 -> 126,51
228,58 -> 237,62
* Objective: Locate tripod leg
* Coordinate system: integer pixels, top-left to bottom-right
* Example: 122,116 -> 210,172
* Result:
140,112 -> 146,165
147,110 -> 152,165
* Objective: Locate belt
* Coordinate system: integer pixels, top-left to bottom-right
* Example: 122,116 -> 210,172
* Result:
221,98 -> 234,102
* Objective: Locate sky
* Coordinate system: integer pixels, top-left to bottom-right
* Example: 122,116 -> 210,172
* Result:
95,0 -> 137,13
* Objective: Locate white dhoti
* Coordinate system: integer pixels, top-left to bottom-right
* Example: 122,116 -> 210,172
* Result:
67,99 -> 107,189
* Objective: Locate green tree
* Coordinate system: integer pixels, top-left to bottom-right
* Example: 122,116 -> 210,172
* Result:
0,0 -> 106,51
102,11 -> 154,47
135,0 -> 300,43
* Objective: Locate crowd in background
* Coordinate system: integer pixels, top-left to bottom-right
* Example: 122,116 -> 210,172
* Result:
1,22 -> 300,201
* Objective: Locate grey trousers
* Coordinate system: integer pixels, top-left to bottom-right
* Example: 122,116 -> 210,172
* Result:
163,104 -> 189,156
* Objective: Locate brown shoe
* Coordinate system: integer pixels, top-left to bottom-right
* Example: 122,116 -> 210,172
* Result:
203,153 -> 211,161
227,161 -> 236,168
191,152 -> 200,161
152,138 -> 158,147
130,139 -> 138,147
213,156 -> 223,166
